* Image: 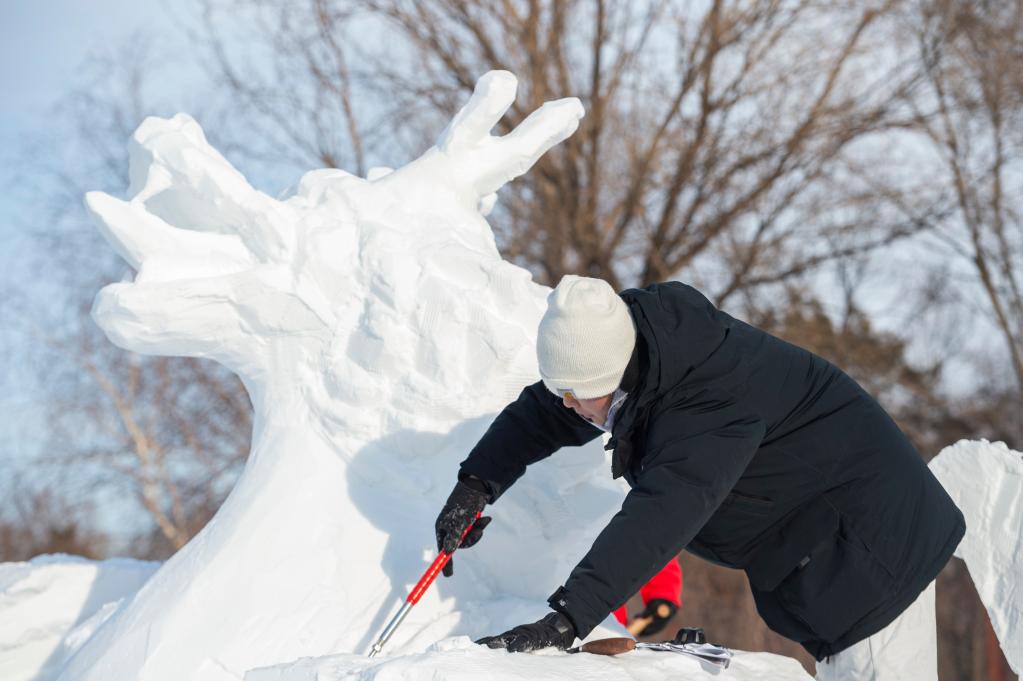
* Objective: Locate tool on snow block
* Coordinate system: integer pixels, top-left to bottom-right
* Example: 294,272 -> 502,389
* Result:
567,627 -> 732,669
673,627 -> 707,644
367,512 -> 482,658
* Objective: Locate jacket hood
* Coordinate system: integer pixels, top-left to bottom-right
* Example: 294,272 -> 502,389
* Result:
605,282 -> 730,478
622,283 -> 728,397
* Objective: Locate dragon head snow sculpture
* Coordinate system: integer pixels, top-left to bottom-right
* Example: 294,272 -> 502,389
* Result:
88,71 -> 581,430
65,72 -> 624,681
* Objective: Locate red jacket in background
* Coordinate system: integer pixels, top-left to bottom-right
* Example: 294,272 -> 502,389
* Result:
613,558 -> 682,626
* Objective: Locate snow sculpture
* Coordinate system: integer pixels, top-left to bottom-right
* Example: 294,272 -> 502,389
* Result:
930,440 -> 1023,674
64,72 -> 628,680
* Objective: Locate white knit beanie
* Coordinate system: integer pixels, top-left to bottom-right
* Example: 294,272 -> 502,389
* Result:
537,275 -> 637,399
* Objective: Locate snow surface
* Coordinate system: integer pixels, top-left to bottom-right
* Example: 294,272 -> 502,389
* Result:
0,555 -> 157,681
243,637 -> 813,681
6,441 -> 1020,681
929,439 -> 1023,674
0,67 -> 1018,680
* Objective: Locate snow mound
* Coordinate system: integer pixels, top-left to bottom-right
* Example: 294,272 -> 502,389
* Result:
0,555 -> 817,681
929,439 -> 1023,674
244,637 -> 813,681
0,555 -> 158,681
7,438 -> 1020,680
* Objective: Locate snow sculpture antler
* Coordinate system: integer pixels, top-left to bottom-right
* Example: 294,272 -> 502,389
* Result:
61,72 -> 609,681
88,71 -> 579,378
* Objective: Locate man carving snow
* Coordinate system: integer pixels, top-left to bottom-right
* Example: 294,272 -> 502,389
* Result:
434,275 -> 965,679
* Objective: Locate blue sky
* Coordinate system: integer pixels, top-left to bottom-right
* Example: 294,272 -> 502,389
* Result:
1,1 -> 167,139
1,0 -> 171,272
0,1 -> 173,499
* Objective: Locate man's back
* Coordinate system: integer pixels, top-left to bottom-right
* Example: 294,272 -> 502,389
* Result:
618,282 -> 964,658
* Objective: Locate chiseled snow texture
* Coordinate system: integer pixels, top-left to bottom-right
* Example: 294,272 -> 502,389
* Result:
929,439 -> 1023,673
244,637 -> 813,681
0,555 -> 157,681
54,70 -> 638,681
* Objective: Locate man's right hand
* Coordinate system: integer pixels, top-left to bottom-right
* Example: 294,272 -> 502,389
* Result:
435,478 -> 491,577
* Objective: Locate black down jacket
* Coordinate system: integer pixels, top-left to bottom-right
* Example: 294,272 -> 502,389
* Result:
459,281 -> 965,660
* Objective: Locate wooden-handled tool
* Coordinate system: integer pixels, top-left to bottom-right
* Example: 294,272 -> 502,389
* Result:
568,637 -> 638,656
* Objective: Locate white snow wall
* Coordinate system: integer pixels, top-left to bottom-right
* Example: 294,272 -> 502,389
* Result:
60,71 -> 629,681
929,440 -> 1023,674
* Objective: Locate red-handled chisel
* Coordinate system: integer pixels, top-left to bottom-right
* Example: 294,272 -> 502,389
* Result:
367,511 -> 482,657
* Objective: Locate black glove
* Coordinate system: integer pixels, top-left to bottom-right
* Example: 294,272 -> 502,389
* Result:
435,478 -> 491,577
635,598 -> 679,637
476,612 -> 576,652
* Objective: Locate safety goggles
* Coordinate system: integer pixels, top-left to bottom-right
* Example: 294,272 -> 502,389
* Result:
554,388 -> 576,401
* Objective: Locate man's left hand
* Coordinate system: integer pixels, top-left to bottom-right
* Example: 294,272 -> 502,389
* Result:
476,612 -> 576,652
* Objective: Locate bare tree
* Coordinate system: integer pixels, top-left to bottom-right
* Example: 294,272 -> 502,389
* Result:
32,311 -> 252,551
908,0 -> 1023,399
11,36 -> 253,555
0,482 -> 110,561
181,0 -> 379,186
191,0 -> 935,299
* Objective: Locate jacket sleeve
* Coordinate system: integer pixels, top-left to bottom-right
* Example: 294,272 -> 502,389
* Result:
548,403 -> 765,637
458,380 -> 603,501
